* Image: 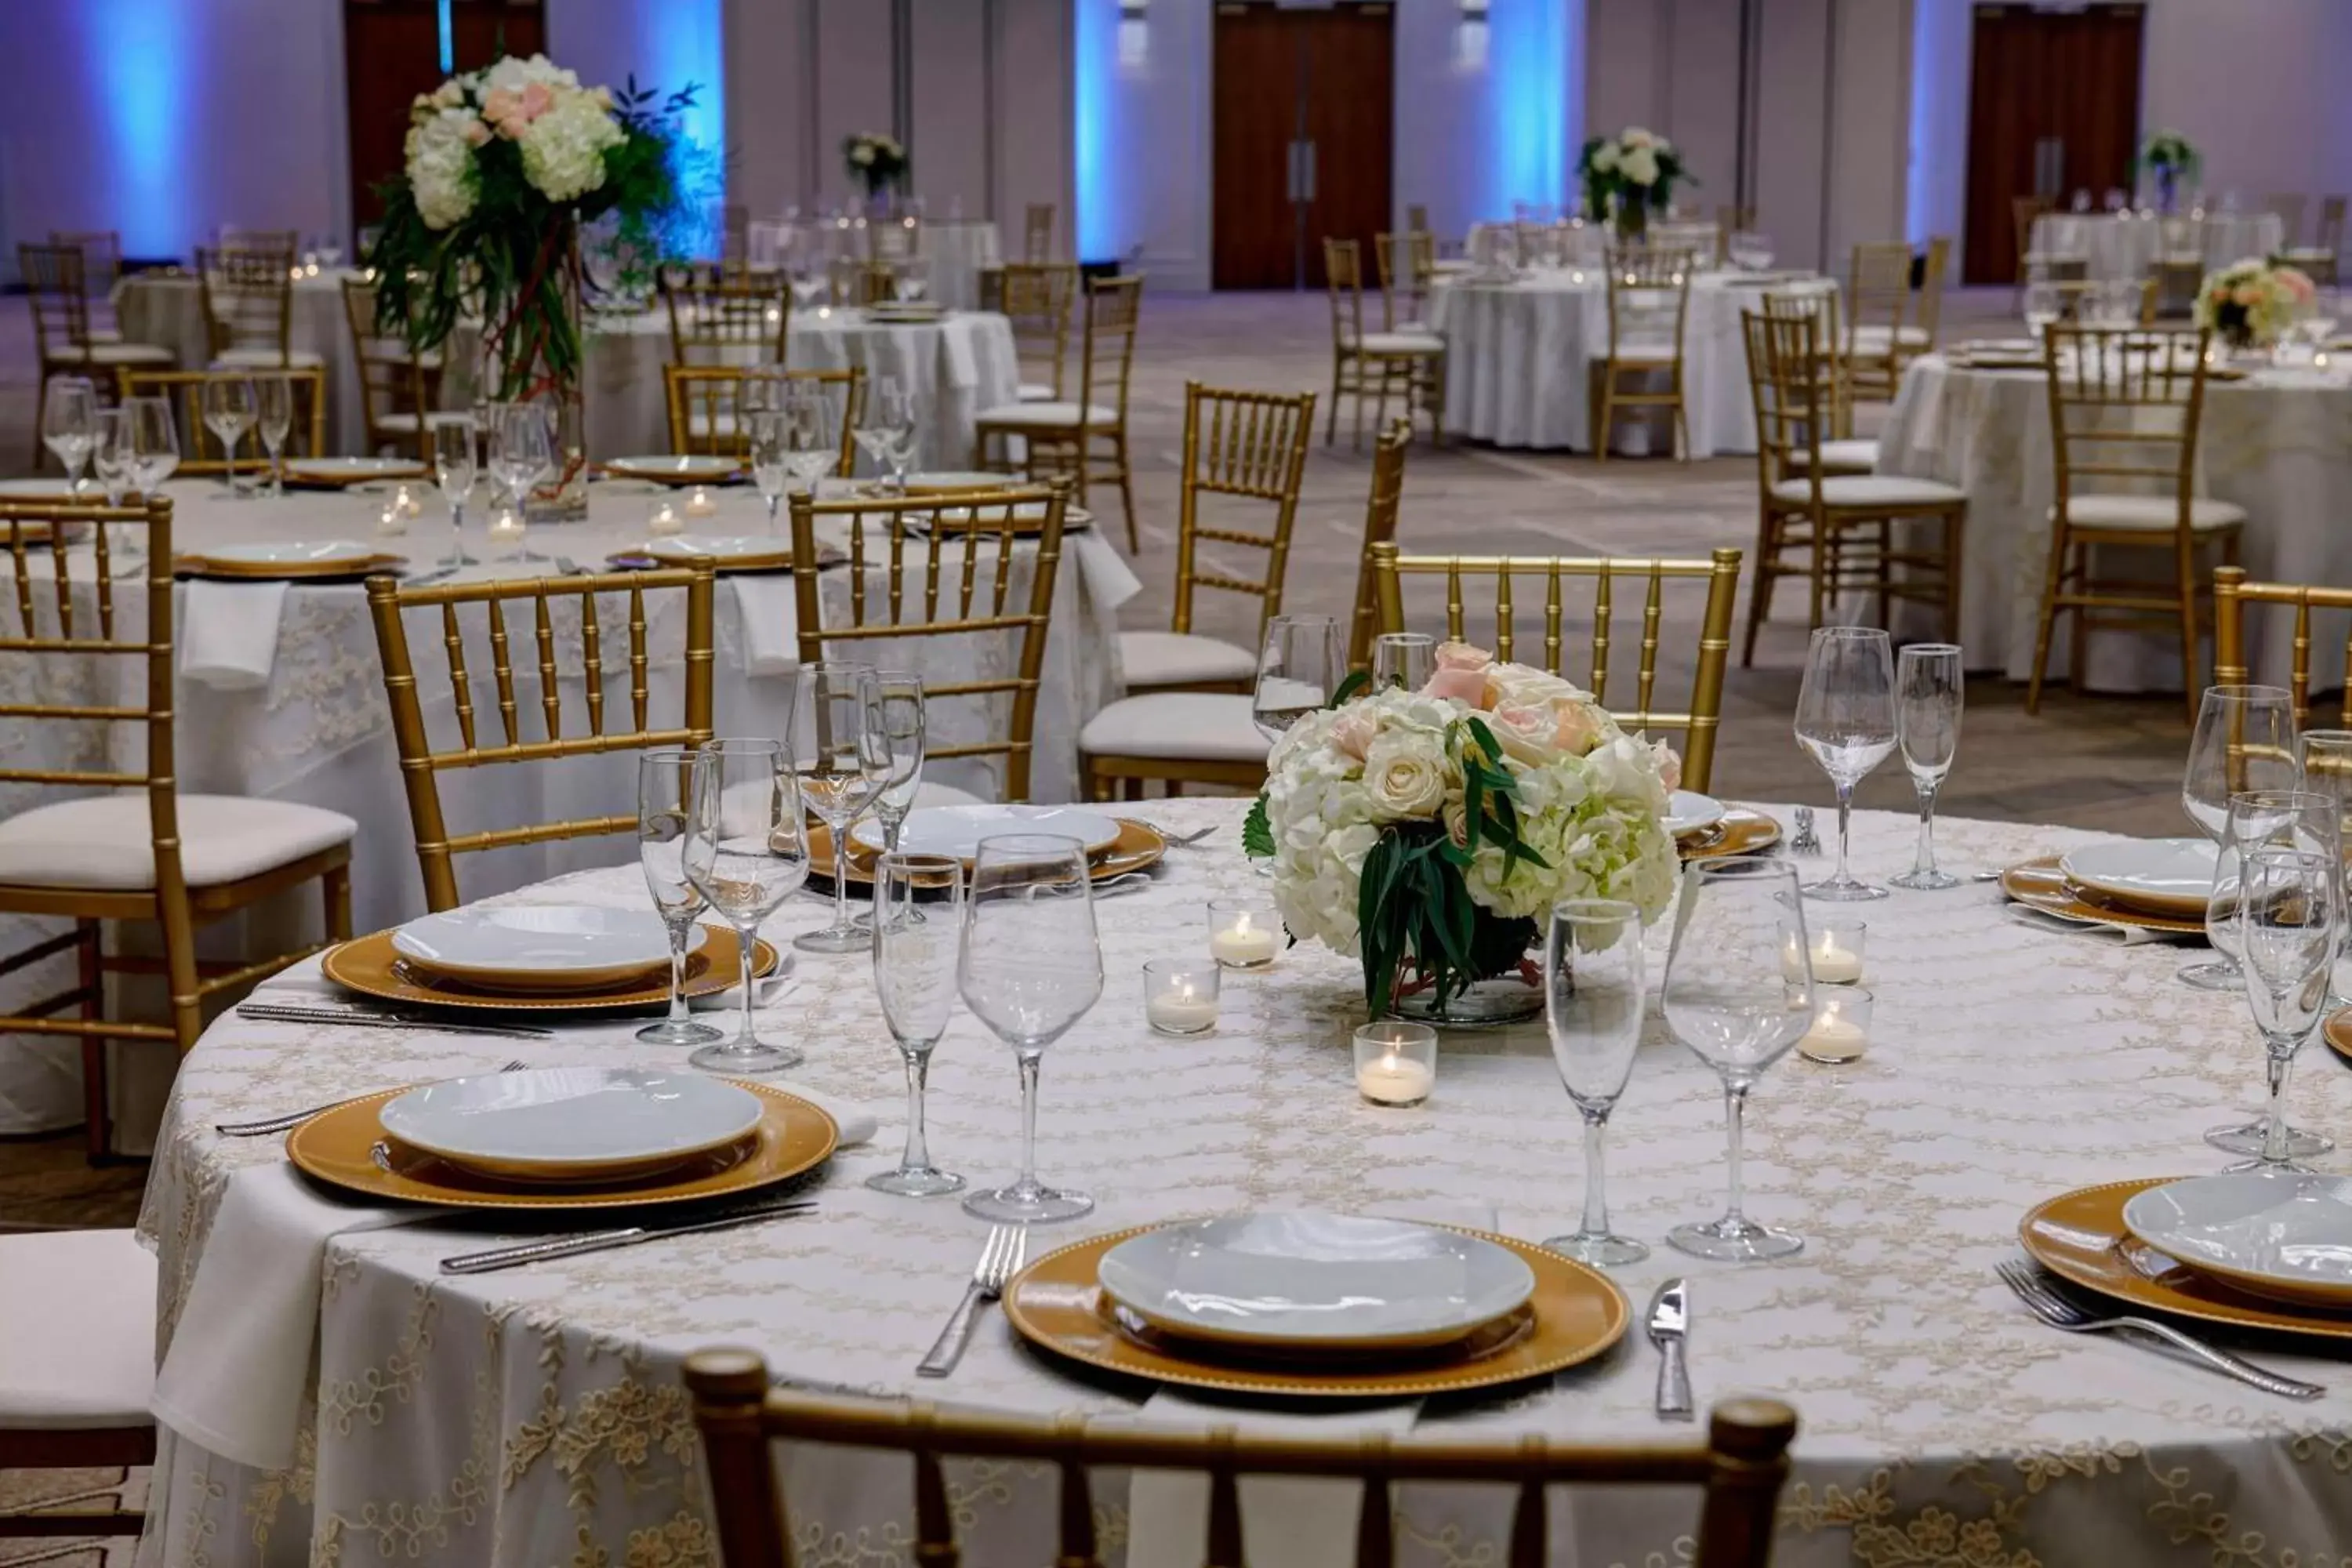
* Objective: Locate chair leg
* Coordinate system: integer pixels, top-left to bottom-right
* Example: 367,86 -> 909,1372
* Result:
1594,368 -> 1615,463
1326,353 -> 1342,445
2025,524 -> 2070,716
31,370 -> 49,473
1741,514 -> 1782,668
1111,433 -> 1138,554
323,860 -> 353,942
76,920 -> 107,1163
1943,506 -> 1966,645
1672,387 -> 1690,463
2177,536 -> 2203,725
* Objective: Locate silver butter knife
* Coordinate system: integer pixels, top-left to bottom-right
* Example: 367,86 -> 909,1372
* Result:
439,1199 -> 819,1275
234,1003 -> 555,1041
1648,1278 -> 1693,1421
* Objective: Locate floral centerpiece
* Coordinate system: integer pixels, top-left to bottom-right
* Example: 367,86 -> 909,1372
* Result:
1577,128 -> 1692,241
1244,643 -> 1680,1022
2139,130 -> 2199,213
2194,259 -> 2315,351
844,132 -> 910,205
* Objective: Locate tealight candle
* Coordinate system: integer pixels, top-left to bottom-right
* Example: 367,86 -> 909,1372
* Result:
1798,987 -> 1872,1064
648,500 -> 684,537
1207,898 -> 1280,969
685,485 -> 718,518
1782,916 -> 1866,985
485,506 -> 527,554
1353,1022 -> 1437,1106
391,483 -> 423,518
1144,960 -> 1220,1036
376,502 -> 408,538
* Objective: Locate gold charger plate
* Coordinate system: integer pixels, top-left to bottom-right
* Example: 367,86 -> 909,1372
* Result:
281,462 -> 430,490
288,1081 -> 837,1210
2322,1008 -> 2352,1069
1998,858 -> 2205,934
604,546 -> 797,574
808,816 -> 1167,887
1002,1223 -> 1628,1398
2021,1178 -> 2352,1339
176,551 -> 408,582
604,460 -> 746,487
322,924 -> 777,1011
1679,808 -> 1782,862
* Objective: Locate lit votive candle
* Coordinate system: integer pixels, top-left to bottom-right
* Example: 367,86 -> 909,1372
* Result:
485,506 -> 527,554
1353,1022 -> 1437,1107
391,482 -> 423,519
1798,987 -> 1872,1064
648,500 -> 684,537
1207,898 -> 1280,969
376,501 -> 408,538
684,485 -> 718,518
1782,916 -> 1866,985
1144,960 -> 1220,1036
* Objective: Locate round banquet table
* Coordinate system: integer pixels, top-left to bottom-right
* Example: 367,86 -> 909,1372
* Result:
136,800 -> 2352,1568
912,218 -> 1004,311
1876,351 -> 2352,691
2029,210 -> 2287,281
115,268 -> 374,455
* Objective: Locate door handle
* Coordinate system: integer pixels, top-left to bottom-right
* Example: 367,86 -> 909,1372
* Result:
1301,141 -> 1316,203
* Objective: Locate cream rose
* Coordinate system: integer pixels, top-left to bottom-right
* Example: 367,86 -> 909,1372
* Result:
1362,731 -> 1450,820
1422,641 -> 1494,706
1650,739 -> 1682,793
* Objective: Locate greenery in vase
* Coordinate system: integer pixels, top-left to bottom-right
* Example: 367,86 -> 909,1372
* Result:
1577,127 -> 1692,227
2139,130 -> 2200,179
844,132 -> 910,201
2195,259 -> 2315,349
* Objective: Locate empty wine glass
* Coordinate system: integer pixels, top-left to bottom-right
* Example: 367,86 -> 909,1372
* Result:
40,376 -> 97,495
89,408 -> 132,506
1542,898 -> 1648,1267
425,413 -> 479,575
201,376 -> 257,497
2024,281 -> 2061,343
1371,631 -> 1436,692
1662,858 -> 1814,1261
637,750 -> 724,1048
867,671 -> 927,854
853,376 -> 917,490
747,408 -> 792,534
1889,643 -> 1963,890
960,833 -> 1102,1223
681,738 -> 809,1073
1254,615 -> 1345,743
869,851 -> 966,1196
124,394 -> 180,496
2180,684 -> 2299,987
1793,626 -> 1896,901
782,384 -> 838,493
255,375 -> 293,496
2205,789 -> 2339,1160
794,663 -> 891,954
2233,844 -> 2339,1170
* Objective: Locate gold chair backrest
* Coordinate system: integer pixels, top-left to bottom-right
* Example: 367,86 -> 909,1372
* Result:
1171,381 -> 1316,644
786,483 -> 1067,803
339,277 -> 436,444
685,1348 -> 1795,1568
196,244 -> 296,362
662,365 -> 866,472
121,368 -> 328,473
868,213 -> 920,263
1915,235 -> 1951,345
364,565 -> 719,911
50,230 -> 123,299
1759,287 -> 1851,437
1846,241 -> 1914,353
1346,419 -> 1413,669
1740,308 -> 1831,501
1601,243 -> 1696,364
2214,565 -> 2352,727
1024,202 -> 1056,263
1371,232 -> 1428,331
662,278 -> 786,367
2048,277 -> 2156,324
996,262 -> 1079,401
1323,236 -> 1372,351
1076,274 -> 1145,426
18,243 -> 94,356
2042,323 -> 2212,528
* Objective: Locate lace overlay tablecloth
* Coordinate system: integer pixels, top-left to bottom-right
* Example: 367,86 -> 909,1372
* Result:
2028,212 -> 2287,282
133,802 -> 2352,1567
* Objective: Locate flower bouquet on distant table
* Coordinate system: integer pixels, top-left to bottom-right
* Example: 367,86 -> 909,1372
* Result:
2195,259 -> 2314,352
1245,643 -> 1679,1025
844,132 -> 911,205
1577,127 -> 1692,242
2139,130 -> 2199,213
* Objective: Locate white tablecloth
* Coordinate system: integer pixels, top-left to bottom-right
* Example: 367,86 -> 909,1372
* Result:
913,220 -> 1004,311
132,800 -> 2352,1567
115,270 -> 373,456
1876,352 -> 2352,688
2028,212 -> 2286,281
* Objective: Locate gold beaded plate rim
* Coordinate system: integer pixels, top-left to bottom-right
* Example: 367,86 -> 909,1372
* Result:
321,924 -> 778,1011
808,817 -> 1167,886
1998,858 -> 2205,934
1678,808 -> 1782,861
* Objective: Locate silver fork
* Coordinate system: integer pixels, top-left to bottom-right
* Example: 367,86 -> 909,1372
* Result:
1993,1259 -> 2324,1399
1138,822 -> 1219,848
916,1225 -> 1027,1377
216,1059 -> 529,1138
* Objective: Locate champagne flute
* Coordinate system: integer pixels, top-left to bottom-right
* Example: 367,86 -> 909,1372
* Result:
201,376 -> 257,497
681,739 -> 809,1073
1662,858 -> 1814,1261
1793,626 -> 1896,901
2234,844 -> 2339,1171
1541,898 -> 1648,1267
255,374 -> 293,496
959,833 -> 1102,1223
869,851 -> 966,1196
425,413 -> 479,575
91,408 -> 133,506
2205,789 -> 2339,1159
867,671 -> 927,853
748,408 -> 791,535
1254,615 -> 1345,743
40,376 -> 97,494
637,750 -> 725,1048
1371,631 -> 1436,691
2180,684 -> 2299,988
1889,643 -> 1963,891
794,662 -> 891,954
125,394 -> 180,496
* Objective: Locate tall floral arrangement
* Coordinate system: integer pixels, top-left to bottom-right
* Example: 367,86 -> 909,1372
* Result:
1244,644 -> 1679,1018
1577,128 -> 1691,239
2194,259 -> 2314,350
844,132 -> 910,202
2140,130 -> 2199,213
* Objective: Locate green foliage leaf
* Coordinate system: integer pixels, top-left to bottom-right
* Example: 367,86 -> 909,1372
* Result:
1330,669 -> 1371,708
1242,795 -> 1275,859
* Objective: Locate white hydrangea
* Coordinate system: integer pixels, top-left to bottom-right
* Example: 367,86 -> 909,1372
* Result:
483,53 -> 579,95
405,107 -> 481,230
518,89 -> 624,203
1621,145 -> 1661,187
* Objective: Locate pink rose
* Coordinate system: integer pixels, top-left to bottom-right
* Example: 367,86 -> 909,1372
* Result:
463,118 -> 492,147
1650,739 -> 1682,792
1329,708 -> 1377,762
1488,702 -> 1563,764
1421,641 -> 1494,706
518,82 -> 555,121
1553,700 -> 1601,756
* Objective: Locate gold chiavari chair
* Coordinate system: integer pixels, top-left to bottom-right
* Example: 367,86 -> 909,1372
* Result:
50,229 -> 125,341
1715,204 -> 1759,264
2265,194 -> 2309,249
197,244 -> 320,371
2012,193 -> 2067,304
363,565 -> 718,911
1842,241 -> 1917,403
0,499 -> 356,1157
975,273 -> 1145,550
662,365 -> 865,473
1371,231 -> 1435,332
1740,310 -> 1966,666
1023,201 -> 1056,263
1591,242 -> 1696,461
1321,238 -> 1443,451
1347,419 -> 1414,670
339,276 -> 441,459
1909,234 -> 1952,358
1759,287 -> 1872,466
1371,542 -> 1743,793
686,1348 -> 1796,1568
786,483 -> 1068,804
662,276 -> 787,367
122,368 -> 328,475
2028,325 -> 2241,720
995,261 -> 1080,404
2213,567 -> 2352,726
2047,278 -> 2157,325
2151,250 -> 2207,323
869,212 -> 921,264
824,256 -> 899,307
18,244 -> 176,465
2281,194 -> 2345,287
0,1226 -> 157,1548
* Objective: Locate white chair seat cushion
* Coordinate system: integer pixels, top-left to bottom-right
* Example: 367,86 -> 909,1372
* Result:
1355,331 -> 1444,354
686,410 -> 741,439
211,347 -> 326,369
374,412 -> 421,433
975,400 -> 1118,428
1786,438 -> 1882,473
2053,495 -> 2248,532
0,793 -> 356,891
1852,325 -> 1932,351
1119,630 -> 1259,690
47,341 -> 175,367
1081,693 -> 1272,764
1016,381 -> 1058,402
1610,341 -> 1679,365
1771,474 -> 1965,508
0,1229 -> 155,1428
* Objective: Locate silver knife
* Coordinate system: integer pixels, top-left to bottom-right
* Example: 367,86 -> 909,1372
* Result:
234,1003 -> 554,1040
437,1200 -> 818,1275
1647,1278 -> 1693,1421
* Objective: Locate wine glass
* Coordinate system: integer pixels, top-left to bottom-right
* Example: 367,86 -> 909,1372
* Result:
1371,631 -> 1436,692
91,408 -> 133,506
1541,898 -> 1649,1267
425,413 -> 479,575
1662,858 -> 1814,1261
896,258 -> 932,305
853,376 -> 918,490
2024,281 -> 2060,343
866,671 -> 927,855
2233,844 -> 2339,1170
201,376 -> 257,497
124,394 -> 180,496
1254,615 -> 1345,743
681,738 -> 809,1073
2205,789 -> 2340,1160
959,833 -> 1102,1223
636,750 -> 724,1048
40,376 -> 97,495
782,385 -> 838,493
869,851 -> 967,1196
2180,684 -> 2300,986
747,408 -> 792,535
1889,644 -> 1963,891
1793,626 -> 1896,901
793,662 -> 891,954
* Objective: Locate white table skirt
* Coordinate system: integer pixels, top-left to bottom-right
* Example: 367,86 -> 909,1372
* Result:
134,800 -> 2352,1568
2028,212 -> 2286,281
1876,353 -> 2352,688
115,270 -> 373,456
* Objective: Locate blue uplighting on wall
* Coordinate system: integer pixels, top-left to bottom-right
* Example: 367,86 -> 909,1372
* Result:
1482,0 -> 1571,220
89,0 -> 189,256
1075,0 -> 1120,261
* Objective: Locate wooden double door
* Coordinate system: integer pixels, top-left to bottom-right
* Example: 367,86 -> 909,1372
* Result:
344,0 -> 547,232
1211,1 -> 1393,291
1962,2 -> 2145,285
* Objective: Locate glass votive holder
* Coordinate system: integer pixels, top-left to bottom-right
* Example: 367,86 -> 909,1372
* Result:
648,499 -> 684,537
1354,1022 -> 1438,1107
1782,915 -> 1866,985
1207,897 -> 1281,970
1143,960 -> 1220,1036
684,484 -> 719,518
1798,986 -> 1871,1064
375,500 -> 408,539
485,506 -> 528,557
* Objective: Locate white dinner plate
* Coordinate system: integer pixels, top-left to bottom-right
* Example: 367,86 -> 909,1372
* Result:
902,471 -> 1017,495
851,804 -> 1123,860
607,455 -> 742,481
283,457 -> 430,485
1096,1212 -> 1538,1350
2059,837 -> 2219,915
378,1067 -> 764,1181
0,478 -> 84,499
638,534 -> 788,564
1663,789 -> 1726,839
2122,1171 -> 2352,1309
196,539 -> 382,568
390,906 -> 701,993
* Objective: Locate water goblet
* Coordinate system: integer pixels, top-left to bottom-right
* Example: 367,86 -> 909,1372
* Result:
1254,615 -> 1344,742
1793,626 -> 1896,901
853,376 -> 918,490
782,385 -> 837,495
748,408 -> 792,535
636,750 -> 724,1048
1371,631 -> 1436,692
1889,643 -> 1963,890
40,376 -> 97,495
794,662 -> 891,954
681,738 -> 809,1073
255,375 -> 293,496
91,408 -> 133,506
125,394 -> 180,496
869,851 -> 967,1196
1541,898 -> 1649,1267
2205,789 -> 2339,1159
2180,683 -> 2300,989
201,376 -> 257,497
2233,844 -> 2339,1171
426,413 -> 480,574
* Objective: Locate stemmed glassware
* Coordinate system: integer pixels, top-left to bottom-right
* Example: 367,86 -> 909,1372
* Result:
794,662 -> 892,954
2180,684 -> 2300,989
747,408 -> 792,535
1793,626 -> 1896,901
201,376 -> 258,497
1662,858 -> 1815,1261
2024,281 -> 2060,343
1889,643 -> 1963,891
255,375 -> 293,496
125,394 -> 180,496
854,376 -> 918,490
636,750 -> 725,1049
2204,788 -> 2340,1160
866,671 -> 927,855
1254,615 -> 1345,743
895,257 -> 932,305
959,833 -> 1103,1223
40,377 -> 97,495
91,409 -> 133,506
782,385 -> 838,494
424,413 -> 479,577
869,851 -> 967,1196
1370,631 -> 1436,692
2231,844 -> 2339,1171
1541,898 -> 1649,1267
681,738 -> 809,1073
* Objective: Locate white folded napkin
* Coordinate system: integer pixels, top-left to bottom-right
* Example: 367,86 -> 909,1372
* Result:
179,579 -> 289,690
1065,532 -> 1144,612
2007,906 -> 2178,946
731,574 -> 800,677
150,1162 -> 449,1470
